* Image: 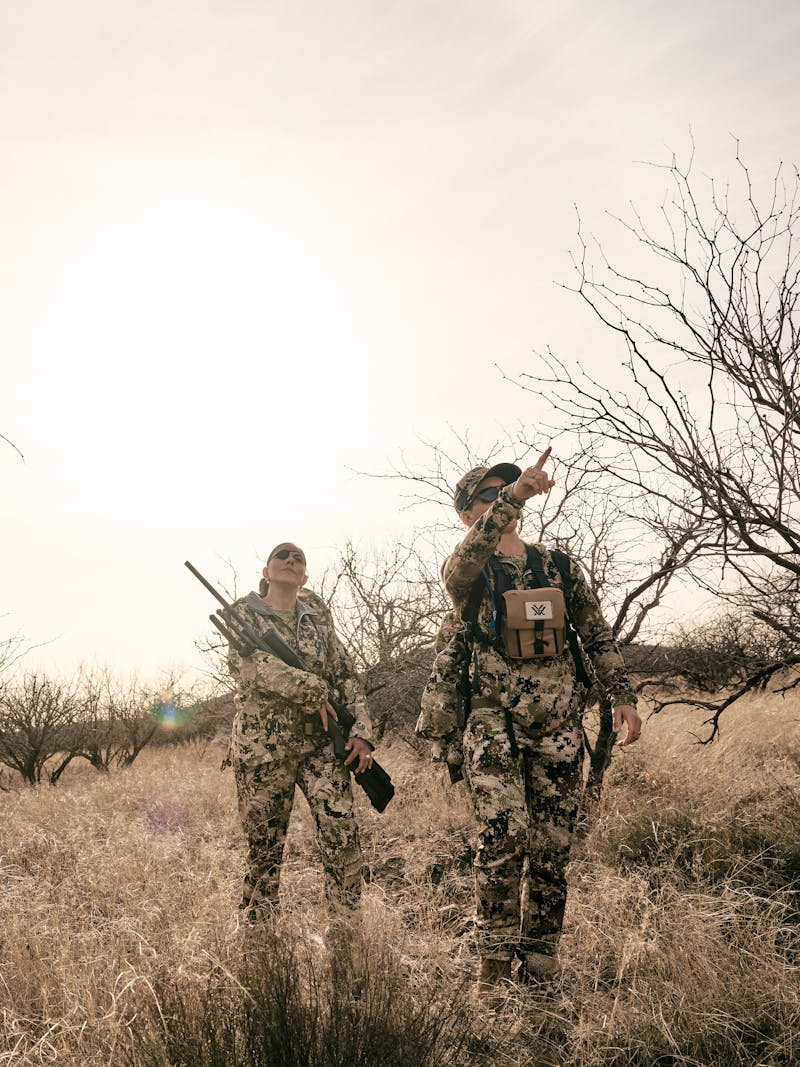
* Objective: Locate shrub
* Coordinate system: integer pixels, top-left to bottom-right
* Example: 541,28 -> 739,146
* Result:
126,920 -> 473,1067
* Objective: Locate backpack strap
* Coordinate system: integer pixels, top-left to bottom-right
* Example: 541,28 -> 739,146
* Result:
524,545 -> 550,587
462,567 -> 519,755
453,572 -> 488,730
537,546 -> 593,688
462,571 -> 487,630
549,548 -> 573,600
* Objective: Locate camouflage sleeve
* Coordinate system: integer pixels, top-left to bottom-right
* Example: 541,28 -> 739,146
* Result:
416,612 -> 463,740
443,484 -> 524,603
568,560 -> 637,707
229,645 -> 329,709
324,624 -> 373,745
433,610 -> 462,654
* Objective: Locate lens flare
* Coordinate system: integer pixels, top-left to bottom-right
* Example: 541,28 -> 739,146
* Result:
152,700 -> 190,731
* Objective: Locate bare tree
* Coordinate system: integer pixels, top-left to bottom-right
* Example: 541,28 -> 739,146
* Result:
72,666 -> 116,772
515,143 -> 800,738
0,673 -> 82,785
657,610 -> 784,692
321,540 -> 449,739
74,667 -> 170,771
103,673 -> 175,767
0,625 -> 30,684
322,540 -> 448,668
0,665 -> 180,785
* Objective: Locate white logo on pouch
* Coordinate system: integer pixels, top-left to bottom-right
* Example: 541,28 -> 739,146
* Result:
525,601 -> 553,621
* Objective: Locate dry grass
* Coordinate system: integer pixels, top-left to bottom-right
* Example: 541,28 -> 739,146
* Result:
1,690 -> 799,1065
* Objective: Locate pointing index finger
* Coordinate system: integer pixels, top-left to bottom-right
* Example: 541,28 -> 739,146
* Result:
532,445 -> 552,471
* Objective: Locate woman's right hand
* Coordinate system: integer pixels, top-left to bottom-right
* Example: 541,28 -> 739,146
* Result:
511,447 -> 556,501
305,699 -> 338,732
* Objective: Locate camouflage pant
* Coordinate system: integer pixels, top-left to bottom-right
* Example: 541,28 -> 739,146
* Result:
232,706 -> 362,920
463,704 -> 584,959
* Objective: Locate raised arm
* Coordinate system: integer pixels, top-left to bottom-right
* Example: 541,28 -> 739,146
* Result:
443,484 -> 524,599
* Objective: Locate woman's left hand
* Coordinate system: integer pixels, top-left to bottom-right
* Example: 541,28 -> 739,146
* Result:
344,737 -> 374,774
613,704 -> 642,747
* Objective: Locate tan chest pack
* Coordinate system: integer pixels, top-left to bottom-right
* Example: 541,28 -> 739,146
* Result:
500,587 -> 567,660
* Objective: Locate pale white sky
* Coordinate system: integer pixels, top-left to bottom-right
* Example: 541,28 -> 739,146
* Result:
3,0 -> 799,682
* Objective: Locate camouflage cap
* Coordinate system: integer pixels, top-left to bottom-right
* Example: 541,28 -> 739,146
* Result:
453,462 -> 522,513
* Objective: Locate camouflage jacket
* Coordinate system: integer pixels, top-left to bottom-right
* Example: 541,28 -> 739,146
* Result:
416,609 -> 465,741
433,484 -> 636,732
227,587 -> 372,743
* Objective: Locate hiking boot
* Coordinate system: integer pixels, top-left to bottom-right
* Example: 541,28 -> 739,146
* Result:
517,950 -> 558,990
325,914 -> 369,999
474,956 -> 513,1007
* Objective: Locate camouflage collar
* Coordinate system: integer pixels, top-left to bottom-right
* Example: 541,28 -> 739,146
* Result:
245,590 -> 319,621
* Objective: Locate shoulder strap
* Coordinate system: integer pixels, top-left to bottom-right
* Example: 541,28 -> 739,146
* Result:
462,573 -> 486,628
528,545 -> 593,688
526,544 -> 573,602
524,544 -> 549,588
488,556 -> 515,598
454,573 -> 489,728
550,548 -> 574,602
461,568 -> 503,652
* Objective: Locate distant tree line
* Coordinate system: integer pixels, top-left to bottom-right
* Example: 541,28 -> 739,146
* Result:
0,666 -> 228,788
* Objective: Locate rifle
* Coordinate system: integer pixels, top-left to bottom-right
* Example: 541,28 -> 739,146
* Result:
184,561 -> 394,813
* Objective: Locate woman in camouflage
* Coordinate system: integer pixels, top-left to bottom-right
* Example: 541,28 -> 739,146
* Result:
421,451 -> 640,996
227,542 -> 374,922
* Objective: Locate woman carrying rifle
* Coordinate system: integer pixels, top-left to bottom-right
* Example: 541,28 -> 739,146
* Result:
227,542 -> 374,923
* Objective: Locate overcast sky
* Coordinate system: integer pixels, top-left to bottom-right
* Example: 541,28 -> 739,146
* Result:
3,0 -> 800,683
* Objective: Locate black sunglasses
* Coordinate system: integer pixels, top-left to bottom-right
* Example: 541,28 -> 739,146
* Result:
471,485 -> 503,505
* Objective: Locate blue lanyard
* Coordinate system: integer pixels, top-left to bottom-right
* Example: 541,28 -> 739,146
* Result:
480,569 -> 498,632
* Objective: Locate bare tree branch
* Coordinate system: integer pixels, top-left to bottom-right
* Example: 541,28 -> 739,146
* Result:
510,145 -> 800,736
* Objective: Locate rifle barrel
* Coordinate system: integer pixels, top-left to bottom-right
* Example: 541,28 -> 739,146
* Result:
184,560 -> 230,611
209,614 -> 250,657
215,607 -> 271,655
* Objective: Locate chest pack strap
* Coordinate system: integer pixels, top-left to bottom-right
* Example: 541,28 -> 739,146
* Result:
546,548 -> 592,688
462,545 -> 592,688
462,572 -> 487,639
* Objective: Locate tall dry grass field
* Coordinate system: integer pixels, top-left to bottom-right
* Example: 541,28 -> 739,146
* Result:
1,691 -> 799,1066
